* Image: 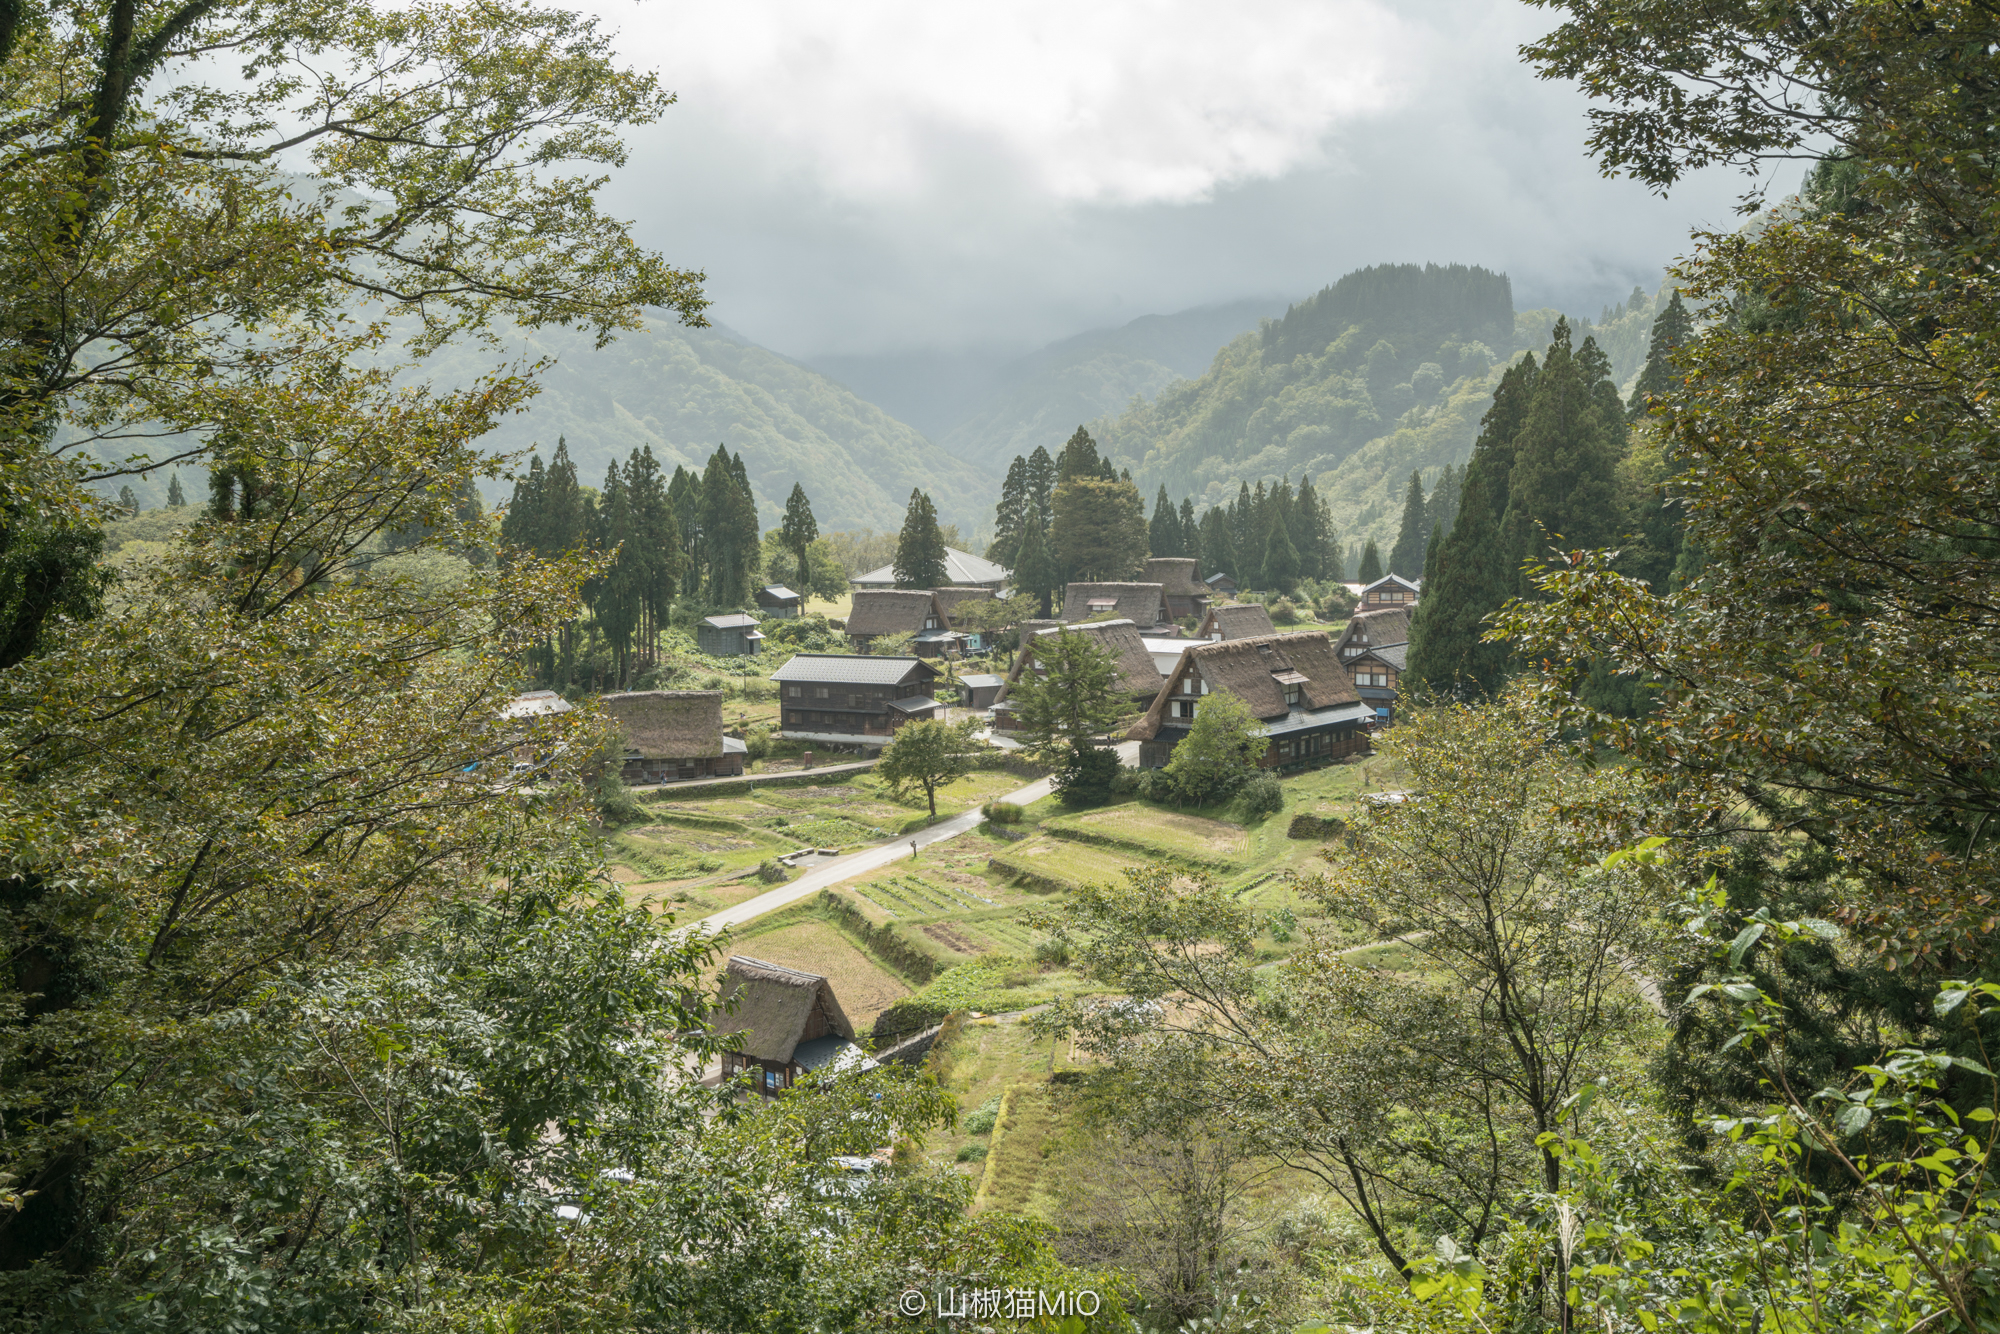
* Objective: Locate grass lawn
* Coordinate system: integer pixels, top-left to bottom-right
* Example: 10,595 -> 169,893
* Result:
1043,805 -> 1249,867
989,836 -> 1144,892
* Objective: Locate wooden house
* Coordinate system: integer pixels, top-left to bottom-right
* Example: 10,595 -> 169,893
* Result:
697,612 -> 764,656
846,589 -> 959,656
1129,631 -> 1374,770
1058,581 -> 1172,628
599,690 -> 747,784
992,619 -> 1165,733
755,584 -> 803,617
1204,571 -> 1239,596
1333,607 -> 1413,726
1143,557 -> 1210,621
1357,573 -> 1421,610
714,956 -> 861,1095
771,653 -> 942,749
1196,602 -> 1277,641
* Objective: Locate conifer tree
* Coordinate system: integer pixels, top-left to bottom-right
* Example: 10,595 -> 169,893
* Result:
499,454 -> 547,556
1388,471 -> 1429,577
1056,426 -> 1102,481
1262,510 -> 1302,593
166,473 -> 185,507
667,464 -> 702,582
1051,473 -> 1147,582
1198,507 -> 1235,585
1426,463 -> 1462,544
1294,476 -> 1332,580
988,455 -> 1033,567
624,446 -> 679,662
1013,516 -> 1059,617
1148,484 -> 1180,557
1357,539 -> 1383,583
1500,320 -> 1623,588
892,489 -> 950,590
1230,482 -> 1253,568
780,483 -> 819,591
593,459 -> 640,681
699,446 -> 758,605
1627,290 -> 1692,420
1025,446 -> 1057,533
117,485 -> 139,516
1178,498 -> 1197,564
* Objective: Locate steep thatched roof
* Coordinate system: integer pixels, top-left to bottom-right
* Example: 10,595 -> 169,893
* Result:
1060,582 -> 1169,625
931,586 -> 995,627
999,618 -> 1164,704
599,690 -> 724,759
1334,607 -> 1412,660
714,956 -> 856,1063
1198,603 -> 1277,640
852,547 -> 1010,587
847,589 -> 945,637
1129,631 -> 1360,740
1143,557 -> 1206,597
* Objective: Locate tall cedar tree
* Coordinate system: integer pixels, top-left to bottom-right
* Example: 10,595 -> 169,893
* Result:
1356,539 -> 1383,583
988,455 -> 1033,567
1013,517 -> 1059,617
1294,475 -> 1332,581
1261,511 -> 1302,593
892,489 -> 950,590
1056,426 -> 1101,481
1198,507 -> 1234,586
1498,319 -> 1623,594
166,473 -> 185,507
1427,462 -> 1462,542
1627,290 -> 1692,420
779,483 -> 819,592
1388,471 -> 1429,578
700,446 -> 759,605
1406,355 -> 1539,697
1149,484 -> 1181,557
1178,498 -> 1197,565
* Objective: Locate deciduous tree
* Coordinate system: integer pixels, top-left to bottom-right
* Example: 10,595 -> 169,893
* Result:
876,718 -> 984,819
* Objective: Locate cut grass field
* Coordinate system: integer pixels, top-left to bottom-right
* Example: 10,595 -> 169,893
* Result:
1043,806 -> 1248,867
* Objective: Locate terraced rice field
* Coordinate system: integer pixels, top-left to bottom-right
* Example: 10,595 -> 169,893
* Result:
1044,806 -> 1249,866
989,836 -> 1141,891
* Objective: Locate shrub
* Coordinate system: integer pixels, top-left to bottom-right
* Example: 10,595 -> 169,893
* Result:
1287,812 -> 1347,840
982,800 -> 1023,825
872,997 -> 952,1044
754,858 -> 790,884
964,1094 -> 1003,1135
1265,906 -> 1297,942
744,725 -> 772,761
1270,597 -> 1301,624
955,1142 -> 989,1163
1240,772 -> 1284,816
1108,765 -> 1140,796
1053,741 -> 1119,808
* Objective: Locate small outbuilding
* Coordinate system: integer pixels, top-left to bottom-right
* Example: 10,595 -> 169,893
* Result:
1196,602 -> 1277,642
698,612 -> 764,656
1144,557 -> 1210,620
599,689 -> 747,784
1203,571 -> 1239,596
714,956 -> 863,1096
956,673 -> 1006,711
755,585 -> 803,617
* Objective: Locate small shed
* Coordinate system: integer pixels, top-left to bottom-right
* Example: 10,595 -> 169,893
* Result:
698,613 -> 764,656
714,956 -> 862,1095
755,585 -> 803,617
1204,571 -> 1239,595
957,673 -> 1005,710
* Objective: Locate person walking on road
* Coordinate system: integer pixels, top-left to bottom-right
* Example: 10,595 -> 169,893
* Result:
910,839 -> 918,861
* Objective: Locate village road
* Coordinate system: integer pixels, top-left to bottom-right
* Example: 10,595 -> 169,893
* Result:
686,773 -> 1056,937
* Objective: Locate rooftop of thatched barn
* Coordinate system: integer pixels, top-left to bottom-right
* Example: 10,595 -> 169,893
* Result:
598,690 -> 724,759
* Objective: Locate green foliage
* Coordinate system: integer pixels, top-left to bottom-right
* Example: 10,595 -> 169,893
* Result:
1163,692 -> 1266,806
1356,538 -> 1383,583
1388,470 -> 1428,578
983,799 -> 1025,825
892,487 -> 950,589
1051,474 -> 1148,583
1005,627 -> 1128,763
1053,741 -> 1121,809
1238,771 -> 1284,817
779,481 -> 819,590
965,1094 -> 1004,1135
875,718 -> 985,818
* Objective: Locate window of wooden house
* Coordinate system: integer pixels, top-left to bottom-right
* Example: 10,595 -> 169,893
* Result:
786,685 -> 801,697
1356,670 -> 1388,688
814,686 -> 830,699
1284,683 -> 1301,706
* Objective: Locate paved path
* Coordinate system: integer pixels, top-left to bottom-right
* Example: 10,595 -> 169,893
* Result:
687,774 -> 1055,935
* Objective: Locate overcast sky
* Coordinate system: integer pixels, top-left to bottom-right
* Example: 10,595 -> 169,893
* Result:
580,0 -> 1768,361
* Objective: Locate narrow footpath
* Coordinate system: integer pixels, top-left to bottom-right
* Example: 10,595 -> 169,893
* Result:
686,774 -> 1055,936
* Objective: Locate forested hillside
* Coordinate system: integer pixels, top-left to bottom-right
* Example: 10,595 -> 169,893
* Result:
421,319 -> 993,532
1092,264 -> 1667,547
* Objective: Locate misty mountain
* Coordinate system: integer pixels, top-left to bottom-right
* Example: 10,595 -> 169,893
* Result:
1089,265 -> 1667,548
417,318 -> 993,532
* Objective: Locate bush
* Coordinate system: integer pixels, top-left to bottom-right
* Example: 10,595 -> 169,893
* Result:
1265,906 -> 1297,942
964,1094 -> 1003,1135
744,725 -> 772,761
982,800 -> 1023,825
1108,765 -> 1140,796
1270,597 -> 1301,625
754,858 -> 790,884
1053,742 -> 1119,808
872,997 -> 953,1044
1133,768 -> 1165,801
955,1142 -> 989,1163
1240,772 -> 1284,816
1287,812 -> 1347,840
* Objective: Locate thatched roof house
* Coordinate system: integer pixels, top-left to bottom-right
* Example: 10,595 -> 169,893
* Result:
851,547 -> 1010,589
1129,631 -> 1373,770
1197,602 -> 1277,641
1143,557 -> 1209,619
598,690 -> 746,785
1333,606 -> 1412,662
846,590 -> 957,655
714,956 -> 861,1095
931,586 -> 995,626
993,619 -> 1165,732
1059,582 -> 1171,628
